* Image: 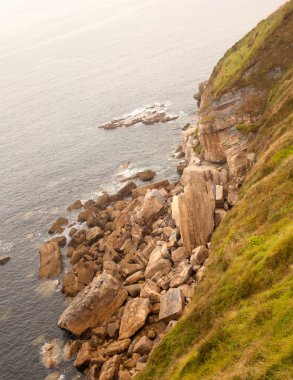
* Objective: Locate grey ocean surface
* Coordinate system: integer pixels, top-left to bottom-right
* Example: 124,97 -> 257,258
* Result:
0,0 -> 286,378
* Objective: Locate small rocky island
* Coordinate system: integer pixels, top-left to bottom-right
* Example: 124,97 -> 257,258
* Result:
98,103 -> 178,130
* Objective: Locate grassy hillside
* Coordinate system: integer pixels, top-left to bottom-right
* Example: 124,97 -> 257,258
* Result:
136,2 -> 293,379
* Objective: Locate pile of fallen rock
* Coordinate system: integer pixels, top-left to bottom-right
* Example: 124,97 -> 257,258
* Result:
39,115 -> 243,380
39,173 -> 214,379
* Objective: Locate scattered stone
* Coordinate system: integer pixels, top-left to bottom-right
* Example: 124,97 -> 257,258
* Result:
133,336 -> 153,355
48,217 -> 68,234
123,170 -> 156,182
74,341 -> 92,369
140,279 -> 161,303
125,284 -> 143,297
132,180 -> 170,199
104,339 -> 132,356
169,260 -> 193,288
86,226 -> 103,244
99,355 -> 121,380
67,199 -> 83,212
190,246 -> 209,266
95,193 -> 110,209
171,247 -> 189,264
58,272 -> 128,336
123,271 -> 144,286
119,181 -> 137,197
39,241 -> 63,278
145,244 -> 172,281
159,288 -> 183,321
119,298 -> 150,339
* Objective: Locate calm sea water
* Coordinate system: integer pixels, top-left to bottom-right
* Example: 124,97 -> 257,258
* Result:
0,0 -> 286,378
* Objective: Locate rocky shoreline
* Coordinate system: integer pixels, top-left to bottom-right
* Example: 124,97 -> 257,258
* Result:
39,81 -> 253,380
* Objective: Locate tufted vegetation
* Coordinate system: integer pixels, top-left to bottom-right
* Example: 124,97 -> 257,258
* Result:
136,2 -> 293,379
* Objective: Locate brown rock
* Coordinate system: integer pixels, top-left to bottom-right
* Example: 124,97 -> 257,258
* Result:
144,244 -> 172,281
92,326 -> 107,339
39,241 -> 63,278
140,279 -> 161,303
67,199 -> 83,212
94,193 -> 110,209
133,336 -> 153,355
159,288 -> 183,321
131,223 -> 143,243
104,339 -> 131,356
109,193 -> 124,202
190,246 -> 209,266
74,341 -> 92,369
107,321 -> 119,339
86,226 -> 103,244
171,247 -> 189,264
125,284 -> 143,297
178,166 -> 215,253
169,260 -> 193,288
51,236 -> 67,248
118,181 -> 137,197
120,263 -> 141,277
58,272 -> 128,336
74,261 -> 95,286
123,271 -> 144,286
62,270 -> 78,297
99,355 -> 121,380
119,298 -> 150,339
132,180 -> 170,199
48,217 -> 68,234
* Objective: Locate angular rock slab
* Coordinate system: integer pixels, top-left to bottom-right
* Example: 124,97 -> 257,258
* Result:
178,166 -> 215,253
39,241 -> 63,278
136,189 -> 166,226
144,244 -> 172,281
99,355 -> 121,380
119,298 -> 150,339
58,272 -> 127,336
159,288 -> 183,321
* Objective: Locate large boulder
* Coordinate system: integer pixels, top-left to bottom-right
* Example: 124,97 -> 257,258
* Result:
118,181 -> 137,197
178,165 -> 215,253
159,288 -> 183,321
136,189 -> 166,226
119,298 -> 150,339
86,226 -> 103,244
169,260 -> 193,288
39,241 -> 63,278
58,272 -> 127,336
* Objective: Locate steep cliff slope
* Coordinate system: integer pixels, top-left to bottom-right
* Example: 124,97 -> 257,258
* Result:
137,2 -> 293,379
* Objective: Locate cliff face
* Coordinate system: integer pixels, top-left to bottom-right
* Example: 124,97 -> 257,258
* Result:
137,2 -> 293,379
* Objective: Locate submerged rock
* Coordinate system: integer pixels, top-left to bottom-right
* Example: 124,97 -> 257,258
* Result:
0,256 -> 10,265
